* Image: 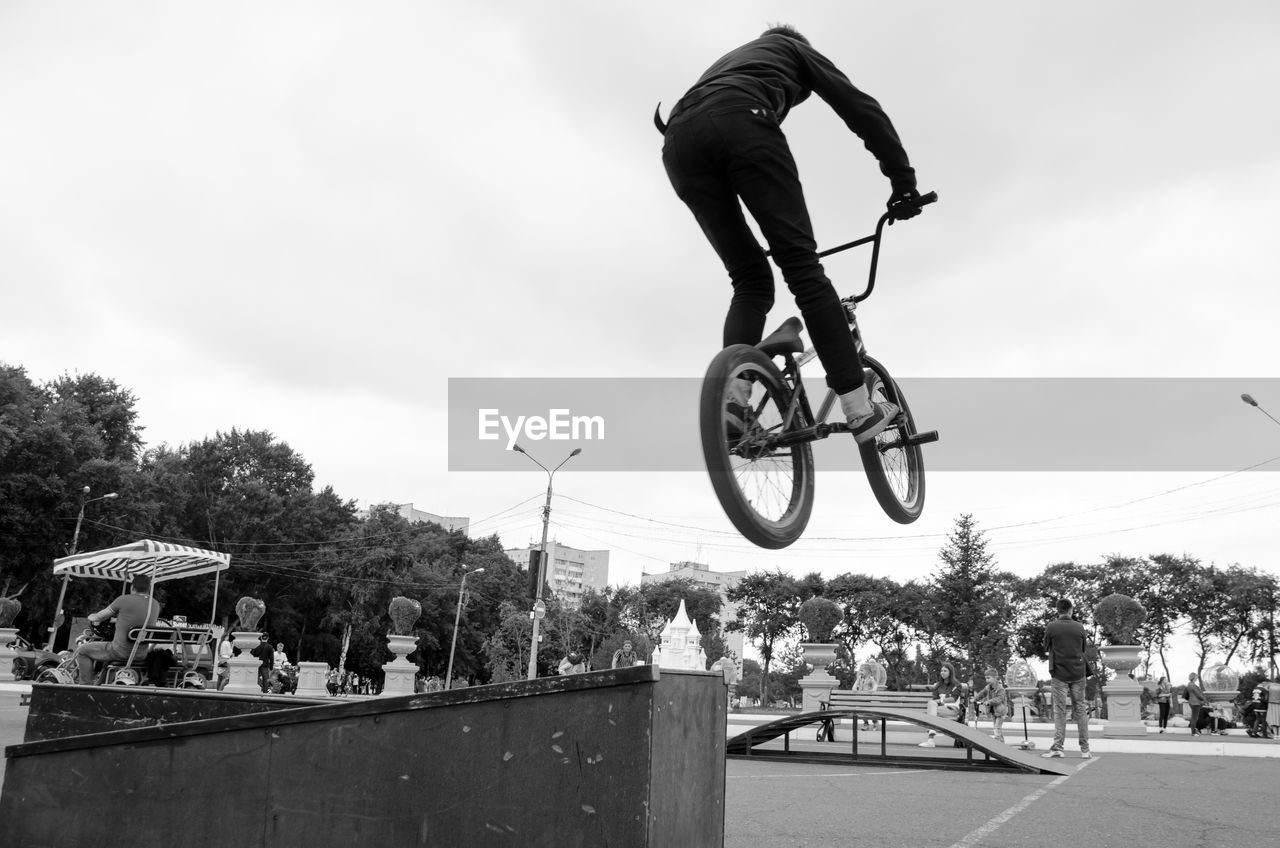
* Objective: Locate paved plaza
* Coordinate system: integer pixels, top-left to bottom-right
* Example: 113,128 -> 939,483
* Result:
4,686 -> 1277,847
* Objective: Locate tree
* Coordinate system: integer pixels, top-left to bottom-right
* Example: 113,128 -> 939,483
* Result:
483,601 -> 532,683
0,365 -> 146,642
1130,554 -> 1201,680
615,578 -> 724,650
929,514 -> 1015,679
726,569 -> 800,711
1208,566 -> 1276,667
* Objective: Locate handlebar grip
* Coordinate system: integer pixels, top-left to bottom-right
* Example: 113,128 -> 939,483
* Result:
918,190 -> 938,206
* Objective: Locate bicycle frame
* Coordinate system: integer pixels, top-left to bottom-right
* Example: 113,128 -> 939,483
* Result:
759,193 -> 938,451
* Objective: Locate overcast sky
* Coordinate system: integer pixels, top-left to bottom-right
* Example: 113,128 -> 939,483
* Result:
4,1 -> 1279,659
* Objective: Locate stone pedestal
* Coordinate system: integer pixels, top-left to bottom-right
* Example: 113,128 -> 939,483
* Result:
294,661 -> 330,698
0,627 -> 18,682
798,643 -> 838,712
381,634 -> 419,696
224,631 -> 263,695
1100,644 -> 1147,737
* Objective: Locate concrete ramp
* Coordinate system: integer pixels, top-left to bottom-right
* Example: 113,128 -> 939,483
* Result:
727,707 -> 1071,776
2,666 -> 728,847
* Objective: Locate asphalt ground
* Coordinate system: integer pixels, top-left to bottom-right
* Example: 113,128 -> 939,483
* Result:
4,689 -> 1277,847
725,754 -> 1280,848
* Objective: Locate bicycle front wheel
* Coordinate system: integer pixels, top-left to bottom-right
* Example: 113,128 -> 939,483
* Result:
700,345 -> 815,549
859,356 -> 926,524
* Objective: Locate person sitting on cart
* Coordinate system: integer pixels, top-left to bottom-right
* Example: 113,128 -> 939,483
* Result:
70,573 -> 162,685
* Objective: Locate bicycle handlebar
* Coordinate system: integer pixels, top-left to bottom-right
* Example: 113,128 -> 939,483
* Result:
762,190 -> 938,303
850,189 -> 937,303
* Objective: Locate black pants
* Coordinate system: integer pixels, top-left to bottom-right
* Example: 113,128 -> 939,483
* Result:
662,96 -> 864,394
1158,701 -> 1170,728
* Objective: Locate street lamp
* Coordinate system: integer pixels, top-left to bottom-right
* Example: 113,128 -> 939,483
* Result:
445,565 -> 485,690
47,486 -> 119,649
1241,393 -> 1280,429
1242,393 -> 1280,678
513,445 -> 581,680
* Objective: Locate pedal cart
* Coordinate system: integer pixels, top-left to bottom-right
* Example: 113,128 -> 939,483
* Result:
39,539 -> 231,688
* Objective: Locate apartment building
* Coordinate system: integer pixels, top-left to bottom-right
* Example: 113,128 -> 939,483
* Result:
504,540 -> 609,608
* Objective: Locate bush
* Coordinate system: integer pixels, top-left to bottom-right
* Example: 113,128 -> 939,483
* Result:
388,596 -> 422,635
798,597 -> 842,643
235,596 -> 266,631
1093,593 -> 1146,644
0,598 -> 20,628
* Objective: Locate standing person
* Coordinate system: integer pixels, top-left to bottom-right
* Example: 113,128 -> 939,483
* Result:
251,633 -> 274,693
1155,677 -> 1172,733
217,630 -> 237,692
1042,598 -> 1092,759
70,574 -> 162,685
918,661 -> 960,748
272,642 -> 289,669
659,25 -> 926,443
852,658 -> 881,732
974,667 -> 1009,743
1185,672 -> 1206,736
611,639 -> 640,669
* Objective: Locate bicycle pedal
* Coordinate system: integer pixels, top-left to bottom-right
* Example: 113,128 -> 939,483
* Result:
905,429 -> 940,446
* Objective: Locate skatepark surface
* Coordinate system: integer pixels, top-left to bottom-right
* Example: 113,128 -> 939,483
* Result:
4,684 -> 1277,847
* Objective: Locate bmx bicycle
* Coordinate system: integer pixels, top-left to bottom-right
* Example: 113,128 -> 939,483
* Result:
699,192 -> 939,549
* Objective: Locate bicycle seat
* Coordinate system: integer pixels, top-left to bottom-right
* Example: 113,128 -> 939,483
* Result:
757,317 -> 804,357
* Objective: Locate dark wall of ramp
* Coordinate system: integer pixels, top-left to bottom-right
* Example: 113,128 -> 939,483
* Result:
2,666 -> 726,848
22,683 -> 330,742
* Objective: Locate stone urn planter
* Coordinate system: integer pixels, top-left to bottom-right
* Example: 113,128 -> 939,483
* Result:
797,597 -> 842,712
382,596 -> 422,696
224,597 -> 268,695
1094,593 -> 1148,738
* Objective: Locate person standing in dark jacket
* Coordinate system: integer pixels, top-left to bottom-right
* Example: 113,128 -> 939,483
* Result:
1042,598 -> 1092,759
1184,672 -> 1206,736
660,25 -> 925,445
251,633 -> 274,693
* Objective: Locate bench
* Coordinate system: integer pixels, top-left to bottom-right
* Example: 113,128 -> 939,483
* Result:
828,689 -> 935,712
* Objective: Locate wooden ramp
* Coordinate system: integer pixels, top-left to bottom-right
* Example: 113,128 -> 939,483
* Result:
727,707 -> 1071,776
2,666 -> 728,847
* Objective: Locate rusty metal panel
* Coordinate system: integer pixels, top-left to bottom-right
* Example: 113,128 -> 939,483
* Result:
2,665 -> 727,847
22,682 -> 326,742
648,670 -> 728,847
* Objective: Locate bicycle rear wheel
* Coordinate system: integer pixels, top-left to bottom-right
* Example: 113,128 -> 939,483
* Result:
859,356 -> 926,524
700,345 -> 815,549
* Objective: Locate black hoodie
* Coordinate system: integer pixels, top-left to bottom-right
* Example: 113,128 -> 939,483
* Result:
676,33 -> 916,193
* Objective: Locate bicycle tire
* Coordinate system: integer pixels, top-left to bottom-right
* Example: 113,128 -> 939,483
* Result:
700,345 -> 815,549
858,355 -> 926,524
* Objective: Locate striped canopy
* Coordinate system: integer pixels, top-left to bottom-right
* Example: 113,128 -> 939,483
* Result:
52,539 -> 231,583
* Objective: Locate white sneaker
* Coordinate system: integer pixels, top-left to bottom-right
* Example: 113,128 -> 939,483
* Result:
1081,751 -> 1093,759
1041,749 -> 1064,758
848,401 -> 900,445
725,377 -> 752,439
917,739 -> 935,748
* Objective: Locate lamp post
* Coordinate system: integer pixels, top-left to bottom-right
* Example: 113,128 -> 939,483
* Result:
445,566 -> 485,689
513,445 -> 581,680
1241,393 -> 1280,429
47,486 -> 119,649
1241,393 -> 1280,678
